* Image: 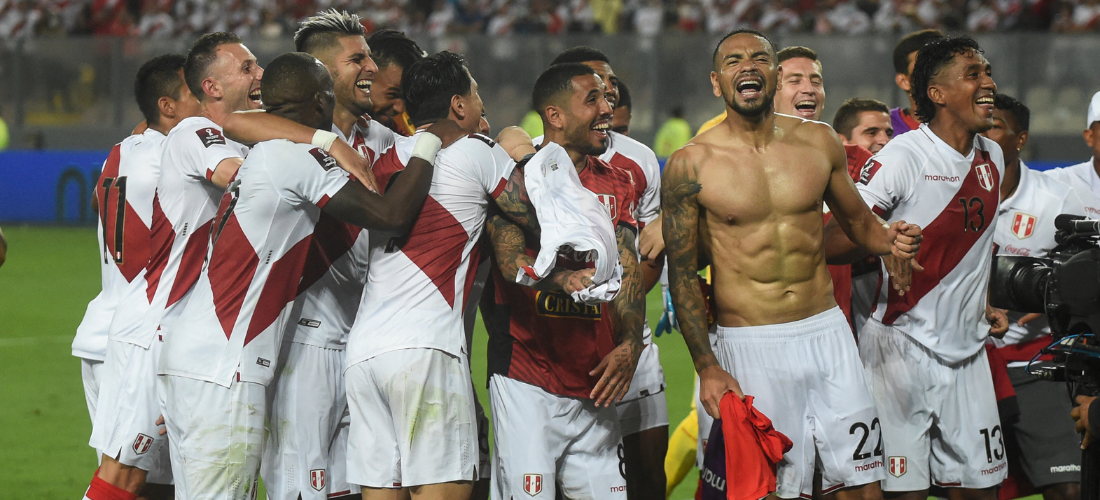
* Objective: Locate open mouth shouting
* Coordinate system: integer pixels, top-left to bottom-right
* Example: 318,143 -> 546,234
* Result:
355,76 -> 372,98
792,99 -> 818,119
736,75 -> 764,100
248,86 -> 262,106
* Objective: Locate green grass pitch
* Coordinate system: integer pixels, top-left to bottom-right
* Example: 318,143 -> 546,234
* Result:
0,226 -> 701,499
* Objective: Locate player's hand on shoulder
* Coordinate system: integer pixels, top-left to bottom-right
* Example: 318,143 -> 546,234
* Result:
589,338 -> 642,407
698,363 -> 743,419
424,119 -> 466,148
986,305 -> 1009,338
328,139 -> 379,192
495,126 -> 537,161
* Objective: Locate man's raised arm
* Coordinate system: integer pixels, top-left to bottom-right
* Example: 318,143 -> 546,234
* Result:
484,209 -> 591,292
322,120 -> 463,236
661,147 -> 741,419
223,111 -> 376,190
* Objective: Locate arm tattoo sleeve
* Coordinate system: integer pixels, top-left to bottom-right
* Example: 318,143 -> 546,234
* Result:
485,209 -> 531,280
612,225 -> 644,347
492,166 -> 541,236
661,153 -> 719,372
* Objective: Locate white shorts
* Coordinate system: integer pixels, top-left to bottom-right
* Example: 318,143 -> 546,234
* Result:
263,342 -> 354,499
489,376 -> 627,500
90,339 -> 172,484
860,321 -> 1007,491
616,343 -> 669,435
715,307 -> 886,499
81,358 -> 104,427
346,348 -> 477,488
159,375 -> 265,500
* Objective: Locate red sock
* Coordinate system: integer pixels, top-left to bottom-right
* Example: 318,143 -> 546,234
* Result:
85,475 -> 137,500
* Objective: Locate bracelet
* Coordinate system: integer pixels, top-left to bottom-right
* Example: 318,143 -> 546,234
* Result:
311,130 -> 339,152
410,132 -> 443,164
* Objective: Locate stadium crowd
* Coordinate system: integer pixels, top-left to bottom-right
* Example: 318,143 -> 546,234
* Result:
5,0 -> 1100,39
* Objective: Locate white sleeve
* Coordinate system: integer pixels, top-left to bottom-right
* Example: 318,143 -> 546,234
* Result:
461,134 -> 516,196
279,146 -> 351,208
856,148 -> 916,216
1061,185 -> 1094,219
636,147 -> 662,225
183,126 -> 246,181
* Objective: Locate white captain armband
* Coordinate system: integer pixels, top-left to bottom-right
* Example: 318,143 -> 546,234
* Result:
410,132 -> 443,164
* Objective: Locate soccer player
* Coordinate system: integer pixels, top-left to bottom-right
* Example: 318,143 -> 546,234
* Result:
342,51 -> 571,500
158,51 -> 463,500
544,45 -> 667,500
663,29 -> 921,500
983,94 -> 1086,500
367,29 -> 425,136
612,79 -> 632,135
1044,90 -> 1100,217
481,62 -> 645,500
773,46 -> 824,121
835,35 -> 1010,500
890,29 -> 945,137
834,98 -> 893,154
80,54 -> 200,500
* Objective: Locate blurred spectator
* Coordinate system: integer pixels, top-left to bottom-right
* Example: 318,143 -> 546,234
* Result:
634,0 -> 664,34
654,105 -> 692,158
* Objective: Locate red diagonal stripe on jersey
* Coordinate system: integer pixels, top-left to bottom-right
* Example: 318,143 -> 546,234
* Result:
166,219 -> 213,308
145,193 -> 173,301
372,149 -> 404,193
607,152 -> 645,217
245,235 -> 313,345
115,203 -> 152,282
208,216 -> 259,338
297,214 -> 360,295
462,241 -> 484,313
402,196 -> 468,308
881,150 -> 999,324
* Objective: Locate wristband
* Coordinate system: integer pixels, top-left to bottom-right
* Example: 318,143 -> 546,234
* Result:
410,132 -> 443,164
311,130 -> 339,152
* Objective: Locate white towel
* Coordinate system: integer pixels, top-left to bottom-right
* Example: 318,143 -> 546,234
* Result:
515,142 -> 621,303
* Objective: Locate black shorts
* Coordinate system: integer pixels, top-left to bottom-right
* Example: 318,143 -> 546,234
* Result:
1006,366 -> 1081,488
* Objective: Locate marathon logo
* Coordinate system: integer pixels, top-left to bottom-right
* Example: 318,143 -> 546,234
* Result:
981,462 -> 1007,475
309,147 -> 338,171
196,127 -> 226,148
535,290 -> 601,320
1051,465 -> 1081,473
924,174 -> 961,182
855,460 -> 882,472
609,485 -> 627,493
700,465 -> 726,492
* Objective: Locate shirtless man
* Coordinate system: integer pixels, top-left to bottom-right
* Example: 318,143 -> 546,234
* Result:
662,29 -> 921,500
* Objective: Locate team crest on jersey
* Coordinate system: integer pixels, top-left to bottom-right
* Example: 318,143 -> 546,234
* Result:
975,163 -> 995,191
596,194 -> 618,220
888,456 -> 907,478
196,127 -> 226,148
523,474 -> 543,496
132,433 -> 154,455
310,469 -> 326,491
309,148 -> 339,171
1012,212 -> 1037,239
859,159 -> 882,185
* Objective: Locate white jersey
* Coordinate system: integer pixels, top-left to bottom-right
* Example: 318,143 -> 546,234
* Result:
286,119 -> 395,349
599,131 -> 661,343
991,162 -> 1089,346
101,129 -> 167,348
73,133 -> 162,360
1043,158 -> 1100,218
345,131 -> 516,367
159,139 -> 350,387
145,117 -> 248,339
857,123 -> 1005,363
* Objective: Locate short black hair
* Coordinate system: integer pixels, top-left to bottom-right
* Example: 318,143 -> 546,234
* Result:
994,93 -> 1029,132
184,32 -> 243,102
261,52 -> 334,108
551,46 -> 610,66
135,54 -> 187,126
294,9 -> 365,54
712,28 -> 774,70
777,46 -> 818,65
367,29 -> 425,70
832,98 -> 890,137
617,79 -> 631,111
532,63 -> 597,118
910,35 -> 983,123
892,29 -> 944,76
401,51 -> 472,126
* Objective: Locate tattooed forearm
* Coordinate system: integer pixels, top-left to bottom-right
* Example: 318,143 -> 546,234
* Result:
486,210 -> 532,279
612,225 -> 645,350
661,152 -> 718,372
493,166 -> 541,236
